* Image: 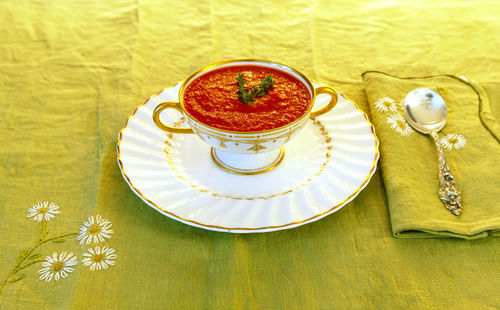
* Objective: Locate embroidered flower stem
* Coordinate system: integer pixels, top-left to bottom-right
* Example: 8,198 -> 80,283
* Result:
0,220 -> 77,295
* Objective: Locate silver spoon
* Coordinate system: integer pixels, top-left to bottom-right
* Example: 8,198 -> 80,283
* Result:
403,88 -> 462,215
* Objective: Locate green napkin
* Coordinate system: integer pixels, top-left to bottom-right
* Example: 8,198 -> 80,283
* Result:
362,71 -> 500,239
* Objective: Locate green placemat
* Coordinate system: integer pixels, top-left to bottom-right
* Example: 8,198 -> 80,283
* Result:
362,72 -> 500,239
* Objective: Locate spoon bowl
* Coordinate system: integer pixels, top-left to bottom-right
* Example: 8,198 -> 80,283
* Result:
403,88 -> 447,134
403,88 -> 462,215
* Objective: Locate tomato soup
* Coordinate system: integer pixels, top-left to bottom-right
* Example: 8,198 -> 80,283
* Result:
183,65 -> 311,132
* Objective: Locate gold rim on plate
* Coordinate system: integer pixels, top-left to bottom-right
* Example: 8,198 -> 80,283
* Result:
116,80 -> 379,232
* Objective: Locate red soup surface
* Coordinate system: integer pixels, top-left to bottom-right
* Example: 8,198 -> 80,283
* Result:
183,65 -> 311,132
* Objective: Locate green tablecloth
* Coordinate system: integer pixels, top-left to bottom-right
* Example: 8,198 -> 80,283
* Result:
1,0 -> 499,308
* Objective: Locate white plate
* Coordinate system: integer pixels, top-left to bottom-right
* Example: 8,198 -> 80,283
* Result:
117,82 -> 379,233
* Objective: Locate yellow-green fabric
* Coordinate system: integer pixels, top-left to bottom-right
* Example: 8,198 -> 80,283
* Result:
1,0 -> 500,309
362,72 -> 500,239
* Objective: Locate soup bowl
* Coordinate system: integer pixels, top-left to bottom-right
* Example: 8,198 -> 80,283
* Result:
152,59 -> 337,175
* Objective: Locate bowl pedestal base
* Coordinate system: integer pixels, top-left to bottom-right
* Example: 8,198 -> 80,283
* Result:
210,147 -> 285,175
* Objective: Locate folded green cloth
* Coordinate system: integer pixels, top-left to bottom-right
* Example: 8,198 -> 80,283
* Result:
362,72 -> 500,239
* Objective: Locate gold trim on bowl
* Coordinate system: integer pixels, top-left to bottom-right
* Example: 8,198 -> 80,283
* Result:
175,58 -> 334,134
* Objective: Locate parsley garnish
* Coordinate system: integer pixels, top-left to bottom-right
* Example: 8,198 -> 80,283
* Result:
236,73 -> 276,104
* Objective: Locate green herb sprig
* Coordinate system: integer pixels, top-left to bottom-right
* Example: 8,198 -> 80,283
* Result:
236,73 -> 276,104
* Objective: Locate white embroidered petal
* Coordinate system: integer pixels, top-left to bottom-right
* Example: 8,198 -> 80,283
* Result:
374,97 -> 397,112
66,259 -> 78,267
33,214 -> 43,222
400,124 -> 413,136
27,201 -> 60,222
38,267 -> 50,274
452,134 -> 466,149
63,253 -> 78,267
82,235 -> 92,245
48,202 -> 60,212
77,215 -> 114,245
59,252 -> 67,261
45,255 -> 54,264
83,246 -> 117,271
39,271 -> 53,282
60,270 -> 68,279
440,133 -> 467,150
386,114 -> 413,136
441,138 -> 453,150
38,252 -> 77,282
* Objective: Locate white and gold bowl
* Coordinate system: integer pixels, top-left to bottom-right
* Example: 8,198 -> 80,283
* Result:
152,59 -> 338,175
117,59 -> 379,232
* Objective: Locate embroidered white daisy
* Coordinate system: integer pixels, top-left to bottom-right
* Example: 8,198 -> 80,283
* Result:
27,201 -> 60,222
77,215 -> 114,245
38,252 -> 77,282
387,113 -> 413,136
374,97 -> 397,112
82,246 -> 117,271
440,133 -> 467,150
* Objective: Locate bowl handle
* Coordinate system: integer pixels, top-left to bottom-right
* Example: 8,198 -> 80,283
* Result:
152,102 -> 194,134
310,86 -> 338,118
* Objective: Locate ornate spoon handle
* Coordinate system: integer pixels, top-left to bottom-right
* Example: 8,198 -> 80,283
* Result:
430,132 -> 462,215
